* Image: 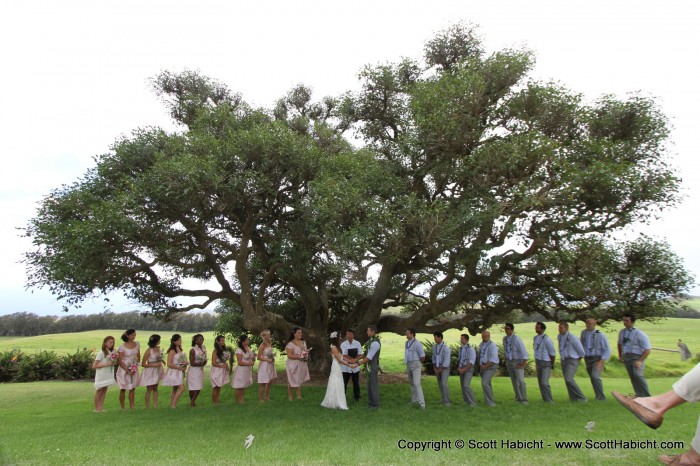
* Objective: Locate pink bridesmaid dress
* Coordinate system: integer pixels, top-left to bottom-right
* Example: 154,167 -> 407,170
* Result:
231,349 -> 254,389
210,351 -> 231,388
187,345 -> 206,391
116,343 -> 141,389
257,346 -> 278,384
139,348 -> 163,386
285,342 -> 310,388
161,350 -> 186,386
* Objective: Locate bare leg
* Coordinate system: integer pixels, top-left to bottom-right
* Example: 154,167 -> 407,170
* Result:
128,389 -> 136,409
145,387 -> 151,409
259,383 -> 266,402
265,383 -> 272,401
190,390 -> 200,407
633,390 -> 686,415
295,387 -> 302,400
212,386 -> 221,405
119,389 -> 126,410
170,385 -> 184,408
236,388 -> 245,404
288,384 -> 293,401
152,387 -> 158,409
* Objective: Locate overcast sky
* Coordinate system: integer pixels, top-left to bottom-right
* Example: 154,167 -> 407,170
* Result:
1,0 -> 698,316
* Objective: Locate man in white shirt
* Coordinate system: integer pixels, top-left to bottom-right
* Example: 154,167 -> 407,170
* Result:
479,331 -> 499,407
405,328 -> 426,409
340,329 -> 363,402
458,334 -> 477,406
432,331 -> 451,406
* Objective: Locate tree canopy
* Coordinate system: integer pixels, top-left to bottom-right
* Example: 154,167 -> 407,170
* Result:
24,23 -> 693,364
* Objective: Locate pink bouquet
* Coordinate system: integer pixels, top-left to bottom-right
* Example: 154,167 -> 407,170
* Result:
299,348 -> 312,363
108,352 -> 119,364
129,362 -> 139,374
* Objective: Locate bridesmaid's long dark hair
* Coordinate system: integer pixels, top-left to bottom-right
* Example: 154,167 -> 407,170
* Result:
214,335 -> 226,360
167,334 -> 182,354
237,334 -> 249,353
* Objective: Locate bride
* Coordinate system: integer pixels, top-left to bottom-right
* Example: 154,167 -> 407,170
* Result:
321,331 -> 357,410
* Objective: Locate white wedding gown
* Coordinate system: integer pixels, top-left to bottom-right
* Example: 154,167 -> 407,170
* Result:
321,355 -> 348,410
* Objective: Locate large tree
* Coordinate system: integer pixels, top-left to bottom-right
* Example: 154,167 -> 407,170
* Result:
24,24 -> 692,367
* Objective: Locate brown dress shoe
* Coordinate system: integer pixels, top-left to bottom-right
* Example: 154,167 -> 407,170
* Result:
611,390 -> 663,429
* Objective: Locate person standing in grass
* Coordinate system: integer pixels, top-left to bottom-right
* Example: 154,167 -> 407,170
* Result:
321,331 -> 359,410
503,323 -> 529,404
161,334 -> 187,408
285,327 -> 310,401
533,322 -> 556,403
479,331 -> 499,407
457,334 -> 477,407
618,313 -> 652,397
188,334 -> 207,407
257,330 -> 277,402
116,329 -> 140,410
558,321 -> 587,403
432,331 -> 452,406
93,335 -> 117,412
580,318 -> 610,401
356,325 -> 381,409
139,334 -> 165,409
210,335 -> 231,405
340,328 -> 363,402
232,334 -> 255,404
403,328 -> 426,409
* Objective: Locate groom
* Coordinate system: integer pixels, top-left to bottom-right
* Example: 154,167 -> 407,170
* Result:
356,325 -> 380,408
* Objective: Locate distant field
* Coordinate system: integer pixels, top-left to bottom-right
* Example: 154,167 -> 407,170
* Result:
2,318 -> 698,378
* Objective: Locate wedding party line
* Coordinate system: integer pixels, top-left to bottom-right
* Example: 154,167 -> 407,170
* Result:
92,314 -> 662,412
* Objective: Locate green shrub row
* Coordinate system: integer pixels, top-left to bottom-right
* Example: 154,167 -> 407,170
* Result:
0,348 -> 96,383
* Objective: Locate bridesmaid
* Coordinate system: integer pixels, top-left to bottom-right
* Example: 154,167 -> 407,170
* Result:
160,334 -> 187,408
92,335 -> 117,412
231,334 -> 255,404
139,334 -> 164,409
285,327 -> 310,401
188,334 -> 207,407
210,335 -> 231,405
257,329 -> 277,402
116,329 -> 140,410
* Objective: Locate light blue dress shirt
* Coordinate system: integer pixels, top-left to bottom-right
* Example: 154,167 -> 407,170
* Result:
533,334 -> 555,361
580,329 -> 611,360
558,332 -> 585,359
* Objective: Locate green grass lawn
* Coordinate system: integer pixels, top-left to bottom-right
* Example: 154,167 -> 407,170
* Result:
0,376 -> 696,465
1,319 -> 700,464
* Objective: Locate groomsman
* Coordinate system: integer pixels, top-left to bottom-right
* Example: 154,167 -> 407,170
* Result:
457,334 -> 477,406
533,322 -> 556,403
503,323 -> 529,404
404,328 -> 426,409
341,329 -> 363,402
356,325 -> 381,408
617,313 -> 652,397
479,331 -> 499,407
432,332 -> 451,406
580,318 -> 610,401
558,321 -> 587,402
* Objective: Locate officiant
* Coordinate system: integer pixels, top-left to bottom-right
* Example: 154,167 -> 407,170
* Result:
341,329 -> 364,402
